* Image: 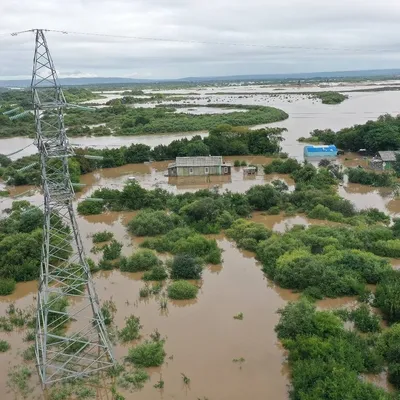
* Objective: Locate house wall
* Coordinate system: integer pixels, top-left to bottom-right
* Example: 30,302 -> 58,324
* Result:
168,164 -> 231,177
177,165 -> 222,176
304,151 -> 337,158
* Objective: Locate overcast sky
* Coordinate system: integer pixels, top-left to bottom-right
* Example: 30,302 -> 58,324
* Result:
1,0 -> 400,79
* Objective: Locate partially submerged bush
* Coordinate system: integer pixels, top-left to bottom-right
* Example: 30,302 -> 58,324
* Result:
119,315 -> 142,342
92,231 -> 114,243
350,304 -> 381,333
142,264 -> 168,281
126,340 -> 166,367
0,279 -> 16,296
0,340 -> 10,352
128,209 -> 182,236
117,368 -> 149,391
167,280 -> 198,300
102,240 -> 123,261
170,254 -> 203,280
120,249 -> 161,273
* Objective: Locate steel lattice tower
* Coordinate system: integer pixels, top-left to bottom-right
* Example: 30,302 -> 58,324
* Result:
32,29 -> 115,386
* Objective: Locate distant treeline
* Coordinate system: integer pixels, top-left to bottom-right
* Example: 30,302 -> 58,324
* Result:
0,125 -> 286,186
0,88 -> 102,138
299,114 -> 400,153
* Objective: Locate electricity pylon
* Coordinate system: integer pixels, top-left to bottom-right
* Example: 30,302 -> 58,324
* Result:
32,29 -> 115,386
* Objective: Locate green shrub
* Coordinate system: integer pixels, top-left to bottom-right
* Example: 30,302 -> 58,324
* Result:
117,368 -> 149,390
316,91 -> 347,104
103,240 -> 123,261
171,234 -> 222,264
0,279 -> 16,295
128,210 -> 182,236
126,340 -> 166,367
347,168 -> 394,187
77,199 -> 103,215
375,271 -> 400,323
275,299 -> 342,340
240,160 -> 247,166
142,264 -> 168,281
372,239 -> 400,258
170,254 -> 203,280
226,219 -> 272,251
120,249 -> 160,272
267,206 -> 280,215
234,160 -> 241,167
0,340 -> 10,352
167,280 -> 198,300
264,158 -> 301,174
119,315 -> 142,342
350,304 -> 381,333
22,345 -> 35,360
98,259 -> 114,270
92,231 -> 114,243
101,300 -> 117,326
139,285 -> 151,298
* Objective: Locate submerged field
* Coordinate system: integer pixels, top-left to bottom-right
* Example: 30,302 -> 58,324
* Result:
2,81 -> 400,399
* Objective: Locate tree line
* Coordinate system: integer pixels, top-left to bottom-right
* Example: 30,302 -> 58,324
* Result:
0,125 -> 285,186
299,114 -> 400,153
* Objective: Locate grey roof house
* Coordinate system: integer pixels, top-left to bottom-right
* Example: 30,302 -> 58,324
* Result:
167,156 -> 231,177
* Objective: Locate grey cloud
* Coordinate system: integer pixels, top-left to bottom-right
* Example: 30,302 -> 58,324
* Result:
0,0 -> 399,79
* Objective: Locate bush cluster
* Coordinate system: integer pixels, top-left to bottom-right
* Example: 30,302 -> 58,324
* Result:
167,281 -> 198,300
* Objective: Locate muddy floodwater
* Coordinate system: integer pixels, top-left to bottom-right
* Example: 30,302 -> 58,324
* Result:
1,84 -> 400,398
0,237 -> 296,400
2,87 -> 400,161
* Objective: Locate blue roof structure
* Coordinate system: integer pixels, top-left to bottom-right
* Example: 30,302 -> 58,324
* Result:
304,145 -> 337,157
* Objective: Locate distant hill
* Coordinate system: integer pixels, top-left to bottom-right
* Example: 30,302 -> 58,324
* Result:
180,69 -> 400,82
1,69 -> 400,87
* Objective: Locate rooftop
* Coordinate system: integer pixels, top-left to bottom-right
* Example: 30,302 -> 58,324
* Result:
304,144 -> 337,153
173,156 -> 225,167
378,151 -> 400,162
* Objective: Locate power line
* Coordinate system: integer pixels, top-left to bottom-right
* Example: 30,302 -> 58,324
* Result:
1,28 -> 399,53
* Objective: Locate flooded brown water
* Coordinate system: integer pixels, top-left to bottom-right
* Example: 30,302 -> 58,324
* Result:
1,86 -> 400,398
3,88 -> 400,161
0,239 -> 296,400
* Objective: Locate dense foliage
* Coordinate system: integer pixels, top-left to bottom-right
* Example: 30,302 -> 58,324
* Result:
0,88 -> 101,138
315,91 -> 348,104
126,340 -> 166,367
228,222 -> 397,299
0,201 -> 71,293
120,249 -> 161,273
64,103 -> 288,136
276,299 -> 391,400
141,228 -> 222,264
128,210 -> 183,236
301,114 -> 400,153
170,254 -> 203,280
347,168 -> 395,187
92,231 -> 114,243
119,315 -> 142,342
167,280 -> 198,300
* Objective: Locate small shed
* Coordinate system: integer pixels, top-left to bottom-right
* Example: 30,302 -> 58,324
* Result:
168,156 -> 231,177
377,151 -> 400,170
243,166 -> 257,176
304,145 -> 337,159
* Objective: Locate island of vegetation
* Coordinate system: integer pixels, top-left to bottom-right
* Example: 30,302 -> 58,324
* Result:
0,87 -> 288,138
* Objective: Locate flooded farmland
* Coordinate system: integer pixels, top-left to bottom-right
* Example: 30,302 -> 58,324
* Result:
1,84 -> 400,399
